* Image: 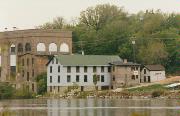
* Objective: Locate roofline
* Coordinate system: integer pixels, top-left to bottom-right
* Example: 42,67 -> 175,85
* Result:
143,65 -> 165,71
46,55 -> 55,66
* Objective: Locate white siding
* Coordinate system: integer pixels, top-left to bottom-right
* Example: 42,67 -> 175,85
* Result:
150,71 -> 166,82
47,58 -> 111,87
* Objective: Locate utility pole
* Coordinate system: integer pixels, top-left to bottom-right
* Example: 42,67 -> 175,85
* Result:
80,41 -> 84,55
132,40 -> 136,63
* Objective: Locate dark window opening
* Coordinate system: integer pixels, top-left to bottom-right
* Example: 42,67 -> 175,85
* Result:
84,66 -> 87,73
50,66 -> 52,73
131,75 -> 135,80
50,76 -> 52,83
27,72 -> 29,81
67,75 -> 71,82
76,66 -> 80,73
108,67 -> 111,72
101,66 -> 104,72
84,75 -> 87,82
58,66 -> 60,72
25,43 -> 31,52
144,69 -> 146,74
101,75 -> 105,82
18,43 -> 23,52
10,47 -> 16,53
58,76 -> 60,83
76,75 -> 80,82
67,66 -> 71,73
93,66 -> 97,73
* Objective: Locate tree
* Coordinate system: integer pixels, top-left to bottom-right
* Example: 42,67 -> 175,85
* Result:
37,17 -> 65,29
0,83 -> 15,99
36,73 -> 47,95
93,74 -> 98,91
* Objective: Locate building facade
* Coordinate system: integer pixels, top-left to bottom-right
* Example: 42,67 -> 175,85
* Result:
47,55 -> 122,93
141,65 -> 166,83
0,29 -> 72,92
110,60 -> 141,89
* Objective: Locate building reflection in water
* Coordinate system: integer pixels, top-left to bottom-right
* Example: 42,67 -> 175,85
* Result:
47,99 -> 113,116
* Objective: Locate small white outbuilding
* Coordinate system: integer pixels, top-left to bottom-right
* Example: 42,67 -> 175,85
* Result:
141,65 -> 166,83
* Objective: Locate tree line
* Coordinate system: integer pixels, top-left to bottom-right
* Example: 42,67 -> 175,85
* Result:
37,4 -> 180,74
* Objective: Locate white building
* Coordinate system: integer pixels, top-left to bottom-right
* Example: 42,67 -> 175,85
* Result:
47,55 -> 121,93
141,65 -> 166,83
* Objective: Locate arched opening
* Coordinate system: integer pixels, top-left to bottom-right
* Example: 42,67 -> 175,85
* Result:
10,44 -> 16,53
37,43 -> 46,52
25,43 -> 31,52
60,43 -> 69,53
18,43 -> 23,52
49,43 -> 57,52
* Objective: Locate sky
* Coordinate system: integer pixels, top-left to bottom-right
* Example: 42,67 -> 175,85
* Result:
0,0 -> 179,31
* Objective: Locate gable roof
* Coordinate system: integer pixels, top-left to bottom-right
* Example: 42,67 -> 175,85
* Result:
144,65 -> 165,71
110,61 -> 141,66
50,55 -> 122,66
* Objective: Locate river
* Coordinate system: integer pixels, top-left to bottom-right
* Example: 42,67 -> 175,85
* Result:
0,99 -> 180,116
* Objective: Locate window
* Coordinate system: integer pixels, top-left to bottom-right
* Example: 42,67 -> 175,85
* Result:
93,66 -> 96,73
27,58 -> 29,66
136,67 -> 138,70
22,70 -> 24,77
113,75 -> 115,81
67,66 -> 71,73
56,58 -> 58,64
10,44 -> 16,53
58,76 -> 60,83
84,66 -> 87,73
131,75 -> 135,80
58,66 -> 60,73
108,67 -> 111,72
131,67 -> 135,71
76,66 -> 80,73
22,59 -> 24,66
17,43 -> 23,52
76,75 -> 80,82
25,43 -> 31,52
101,66 -> 104,72
50,66 -> 52,73
27,72 -> 29,81
101,75 -> 104,82
144,69 -> 146,74
84,75 -> 87,82
32,69 -> 34,77
50,76 -> 52,83
32,58 -> 34,65
67,75 -> 71,82
136,75 -> 138,79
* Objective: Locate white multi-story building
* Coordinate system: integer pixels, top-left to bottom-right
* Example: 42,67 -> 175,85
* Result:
47,55 -> 121,93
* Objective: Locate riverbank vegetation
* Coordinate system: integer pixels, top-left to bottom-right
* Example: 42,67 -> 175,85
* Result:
38,4 -> 180,75
0,83 -> 36,100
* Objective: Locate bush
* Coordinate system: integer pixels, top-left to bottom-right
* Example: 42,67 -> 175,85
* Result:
36,73 -> 47,95
152,90 -> 164,98
14,88 -> 36,99
0,83 -> 15,99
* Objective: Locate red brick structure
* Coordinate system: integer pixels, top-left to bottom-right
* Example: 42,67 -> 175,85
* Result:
0,29 -> 72,92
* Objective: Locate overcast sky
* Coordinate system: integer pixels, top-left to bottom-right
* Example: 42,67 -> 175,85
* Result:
0,0 -> 179,31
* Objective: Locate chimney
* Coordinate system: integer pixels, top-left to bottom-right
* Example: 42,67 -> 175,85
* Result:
123,59 -> 127,63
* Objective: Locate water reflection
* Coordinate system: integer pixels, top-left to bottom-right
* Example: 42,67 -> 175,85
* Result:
0,99 -> 180,116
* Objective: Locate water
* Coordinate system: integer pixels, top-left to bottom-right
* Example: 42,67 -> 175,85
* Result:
0,99 -> 180,116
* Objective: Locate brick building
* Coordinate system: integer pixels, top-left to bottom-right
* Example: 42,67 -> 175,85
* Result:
0,29 -> 72,92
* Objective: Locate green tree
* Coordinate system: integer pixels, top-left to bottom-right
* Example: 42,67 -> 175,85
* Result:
36,73 -> 47,95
